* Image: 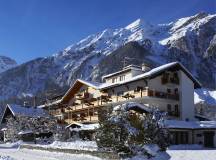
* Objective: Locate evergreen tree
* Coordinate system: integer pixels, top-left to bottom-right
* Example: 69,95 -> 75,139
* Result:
96,103 -> 170,155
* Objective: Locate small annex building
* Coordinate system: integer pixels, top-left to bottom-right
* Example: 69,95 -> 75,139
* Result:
0,104 -> 48,142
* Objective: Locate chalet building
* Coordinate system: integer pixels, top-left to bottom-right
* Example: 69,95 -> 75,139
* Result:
0,104 -> 48,142
40,62 -> 216,147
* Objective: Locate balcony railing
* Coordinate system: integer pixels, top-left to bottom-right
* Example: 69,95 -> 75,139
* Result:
133,89 -> 179,101
75,92 -> 90,100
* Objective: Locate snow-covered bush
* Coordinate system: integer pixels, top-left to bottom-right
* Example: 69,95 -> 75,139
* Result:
53,125 -> 67,141
96,103 -> 170,156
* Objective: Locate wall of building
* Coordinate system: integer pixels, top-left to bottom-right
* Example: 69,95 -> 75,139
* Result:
180,71 -> 195,121
148,74 -> 180,93
104,71 -> 132,84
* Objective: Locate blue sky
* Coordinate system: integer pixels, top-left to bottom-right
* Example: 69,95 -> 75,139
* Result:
0,0 -> 215,64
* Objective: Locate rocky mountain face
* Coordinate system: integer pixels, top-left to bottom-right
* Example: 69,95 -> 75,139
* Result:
0,56 -> 17,73
0,12 -> 215,103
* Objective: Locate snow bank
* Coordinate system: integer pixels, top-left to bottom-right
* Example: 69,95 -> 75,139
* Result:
35,140 -> 98,151
143,144 -> 160,156
129,152 -> 170,160
168,144 -> 203,150
0,156 -> 15,160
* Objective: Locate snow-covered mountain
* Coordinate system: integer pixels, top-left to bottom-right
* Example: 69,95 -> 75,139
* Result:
0,12 -> 216,102
0,56 -> 17,73
195,89 -> 216,106
195,88 -> 216,120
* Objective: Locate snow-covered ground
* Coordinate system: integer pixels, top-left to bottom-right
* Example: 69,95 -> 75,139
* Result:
1,142 -> 216,160
167,149 -> 216,160
0,143 -> 101,160
32,140 -> 98,151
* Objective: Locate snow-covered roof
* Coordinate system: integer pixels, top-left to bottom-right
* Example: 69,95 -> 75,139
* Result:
1,128 -> 7,131
165,120 -> 216,129
18,130 -> 33,135
6,104 -> 48,118
37,99 -> 62,108
66,122 -> 99,131
77,79 -> 102,89
113,102 -> 152,113
1,104 -> 49,124
194,88 -> 216,106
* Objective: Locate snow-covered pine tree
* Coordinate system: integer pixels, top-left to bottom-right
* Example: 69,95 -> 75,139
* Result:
96,103 -> 170,155
5,116 -> 20,142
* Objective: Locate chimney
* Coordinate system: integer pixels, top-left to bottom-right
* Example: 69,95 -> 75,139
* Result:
142,63 -> 151,72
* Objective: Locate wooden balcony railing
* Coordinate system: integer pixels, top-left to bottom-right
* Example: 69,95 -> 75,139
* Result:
75,92 -> 90,100
133,89 -> 179,101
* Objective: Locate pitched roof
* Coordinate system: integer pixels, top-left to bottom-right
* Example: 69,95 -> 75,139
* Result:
8,104 -> 48,117
1,104 -> 49,124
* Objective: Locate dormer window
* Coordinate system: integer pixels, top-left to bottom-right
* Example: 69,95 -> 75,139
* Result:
120,75 -> 125,81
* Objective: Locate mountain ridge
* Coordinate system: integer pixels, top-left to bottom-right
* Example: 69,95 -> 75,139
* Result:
0,55 -> 17,73
0,12 -> 215,103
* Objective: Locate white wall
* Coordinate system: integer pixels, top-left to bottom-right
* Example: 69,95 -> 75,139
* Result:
105,71 -> 132,84
148,75 -> 180,93
180,71 -> 195,121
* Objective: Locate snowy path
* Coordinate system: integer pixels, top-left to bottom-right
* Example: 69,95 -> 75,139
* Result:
1,143 -> 216,160
0,146 -> 102,160
167,149 -> 216,160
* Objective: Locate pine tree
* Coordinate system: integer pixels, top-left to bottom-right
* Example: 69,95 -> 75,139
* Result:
96,103 -> 170,155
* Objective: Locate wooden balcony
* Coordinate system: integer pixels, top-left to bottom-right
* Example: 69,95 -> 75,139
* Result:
133,89 -> 179,101
75,92 -> 90,100
64,112 -> 99,123
49,109 -> 62,116
61,88 -> 179,124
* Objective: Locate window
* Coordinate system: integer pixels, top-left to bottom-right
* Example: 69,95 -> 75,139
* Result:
174,88 -> 178,94
175,105 -> 179,116
196,134 -> 202,137
112,77 -> 118,83
167,88 -> 171,94
167,104 -> 172,115
120,75 -> 125,81
174,72 -> 178,78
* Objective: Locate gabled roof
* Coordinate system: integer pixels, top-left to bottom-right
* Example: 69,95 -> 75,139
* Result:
1,104 -> 48,124
62,79 -> 102,102
7,104 -> 47,117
